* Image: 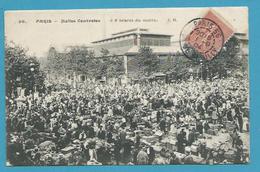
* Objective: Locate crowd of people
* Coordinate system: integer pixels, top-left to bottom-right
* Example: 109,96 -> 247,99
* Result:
6,76 -> 249,166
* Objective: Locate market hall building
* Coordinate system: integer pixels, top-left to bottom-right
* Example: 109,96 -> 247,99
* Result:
91,28 -> 179,80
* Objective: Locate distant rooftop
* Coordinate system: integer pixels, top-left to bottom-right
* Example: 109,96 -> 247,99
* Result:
112,28 -> 149,36
234,32 -> 248,41
92,28 -> 172,44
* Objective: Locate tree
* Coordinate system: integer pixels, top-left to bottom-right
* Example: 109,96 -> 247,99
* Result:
206,36 -> 244,79
136,47 -> 160,76
179,35 -> 246,80
105,57 -> 124,78
5,42 -> 46,97
45,46 -> 124,80
93,56 -> 124,79
46,47 -> 64,71
66,46 -> 91,74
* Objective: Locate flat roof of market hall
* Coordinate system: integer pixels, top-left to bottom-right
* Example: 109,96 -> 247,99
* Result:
92,28 -> 172,44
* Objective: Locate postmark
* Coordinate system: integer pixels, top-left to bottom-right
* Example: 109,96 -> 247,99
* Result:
180,18 -> 224,61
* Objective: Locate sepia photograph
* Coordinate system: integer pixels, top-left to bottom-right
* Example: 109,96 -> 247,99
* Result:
5,7 -> 249,166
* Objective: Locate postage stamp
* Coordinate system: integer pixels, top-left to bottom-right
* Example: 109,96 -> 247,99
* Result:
180,10 -> 235,61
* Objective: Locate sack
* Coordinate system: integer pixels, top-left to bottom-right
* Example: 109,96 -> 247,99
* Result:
206,129 -> 218,135
191,145 -> 199,152
224,149 -> 236,161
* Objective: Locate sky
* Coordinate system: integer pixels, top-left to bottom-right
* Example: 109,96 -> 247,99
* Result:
5,7 -> 248,57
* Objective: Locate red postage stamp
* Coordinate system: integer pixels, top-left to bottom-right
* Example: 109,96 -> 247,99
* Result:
180,10 -> 235,61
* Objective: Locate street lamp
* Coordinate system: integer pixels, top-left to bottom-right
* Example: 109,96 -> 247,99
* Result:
30,62 -> 35,104
199,59 -> 203,80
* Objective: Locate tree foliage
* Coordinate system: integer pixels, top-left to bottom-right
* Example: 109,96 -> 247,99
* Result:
136,47 -> 160,76
173,35 -> 247,80
5,42 -> 46,97
45,46 -> 124,79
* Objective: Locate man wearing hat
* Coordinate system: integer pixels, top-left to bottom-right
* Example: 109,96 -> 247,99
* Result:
147,146 -> 155,164
137,147 -> 149,165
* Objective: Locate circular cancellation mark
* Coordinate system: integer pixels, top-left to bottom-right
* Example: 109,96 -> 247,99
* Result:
179,18 -> 225,62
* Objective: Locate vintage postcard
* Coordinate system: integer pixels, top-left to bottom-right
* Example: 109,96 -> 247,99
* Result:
5,7 -> 249,166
